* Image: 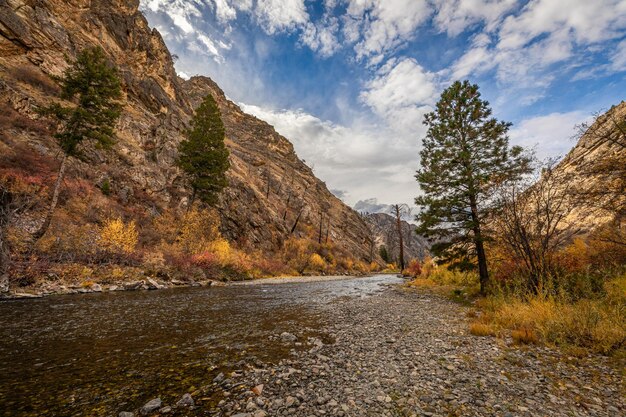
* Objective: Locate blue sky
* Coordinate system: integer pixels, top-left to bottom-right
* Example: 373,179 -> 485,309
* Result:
140,0 -> 626,210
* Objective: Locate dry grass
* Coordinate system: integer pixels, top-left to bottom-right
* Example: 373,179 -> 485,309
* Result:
472,274 -> 626,354
408,277 -> 436,288
469,322 -> 496,336
511,328 -> 538,345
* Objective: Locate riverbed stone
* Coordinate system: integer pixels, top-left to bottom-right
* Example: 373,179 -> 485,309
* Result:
280,332 -> 297,342
201,283 -> 625,417
176,393 -> 194,407
140,398 -> 162,415
118,412 -> 134,417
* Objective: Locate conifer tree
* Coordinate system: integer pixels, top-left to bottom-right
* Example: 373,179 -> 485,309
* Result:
34,47 -> 122,240
177,94 -> 230,206
415,80 -> 531,294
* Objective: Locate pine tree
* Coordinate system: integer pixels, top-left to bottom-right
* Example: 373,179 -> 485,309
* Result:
177,94 -> 230,206
415,80 -> 531,294
34,47 -> 122,240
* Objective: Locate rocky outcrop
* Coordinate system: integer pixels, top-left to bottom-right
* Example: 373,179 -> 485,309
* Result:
364,213 -> 429,263
551,101 -> 626,231
0,0 -> 373,259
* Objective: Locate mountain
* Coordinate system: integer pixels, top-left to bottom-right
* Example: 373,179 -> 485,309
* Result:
354,199 -> 415,223
363,213 -> 429,264
0,0 -> 372,261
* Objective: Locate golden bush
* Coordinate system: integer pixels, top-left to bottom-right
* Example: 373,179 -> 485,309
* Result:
176,209 -> 220,254
308,253 -> 327,271
100,218 -> 138,254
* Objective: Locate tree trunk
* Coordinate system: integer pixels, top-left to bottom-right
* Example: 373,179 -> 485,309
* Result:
469,196 -> 489,295
0,191 -> 10,293
318,211 -> 324,244
187,187 -> 197,213
33,154 -> 68,242
393,205 -> 405,271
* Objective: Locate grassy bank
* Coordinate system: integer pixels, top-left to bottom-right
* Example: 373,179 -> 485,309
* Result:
407,258 -> 626,357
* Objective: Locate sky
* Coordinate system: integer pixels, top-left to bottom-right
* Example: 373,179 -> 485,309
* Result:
140,0 -> 626,212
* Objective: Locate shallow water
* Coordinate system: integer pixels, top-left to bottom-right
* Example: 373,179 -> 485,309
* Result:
0,275 -> 402,416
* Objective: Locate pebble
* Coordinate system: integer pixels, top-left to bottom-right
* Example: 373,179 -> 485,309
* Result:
137,287 -> 626,416
139,398 -> 161,415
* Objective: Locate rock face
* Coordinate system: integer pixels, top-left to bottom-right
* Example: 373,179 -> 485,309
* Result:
364,213 -> 429,263
552,101 -> 626,231
0,0 -> 372,259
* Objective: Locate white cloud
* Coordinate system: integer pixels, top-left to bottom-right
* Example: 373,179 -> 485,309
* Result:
509,111 -> 589,161
142,0 -> 202,33
346,0 -> 431,61
449,0 -> 626,97
610,39 -> 626,71
239,103 -> 422,205
196,33 -> 224,62
254,0 -> 309,34
433,0 -> 518,36
301,18 -> 341,57
360,58 -> 438,132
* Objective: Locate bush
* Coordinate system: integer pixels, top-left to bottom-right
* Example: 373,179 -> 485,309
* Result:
308,253 -> 327,272
100,218 -> 138,254
403,259 -> 422,277
474,285 -> 626,354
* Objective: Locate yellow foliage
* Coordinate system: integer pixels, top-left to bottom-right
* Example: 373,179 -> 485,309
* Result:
177,209 -> 220,254
100,218 -> 138,254
477,291 -> 626,354
308,253 -> 327,271
208,238 -> 233,265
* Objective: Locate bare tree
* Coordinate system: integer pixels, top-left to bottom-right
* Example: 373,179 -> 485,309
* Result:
492,164 -> 577,291
0,178 -> 41,293
392,204 -> 411,270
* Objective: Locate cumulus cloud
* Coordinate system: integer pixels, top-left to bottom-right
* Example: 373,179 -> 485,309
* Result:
345,0 -> 431,61
432,0 -> 518,36
254,0 -> 309,34
451,0 -> 626,92
360,58 -> 438,132
239,103 -> 422,205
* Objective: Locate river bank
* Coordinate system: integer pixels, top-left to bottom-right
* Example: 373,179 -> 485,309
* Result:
189,287 -> 625,417
1,275 -> 623,416
0,273 -> 375,300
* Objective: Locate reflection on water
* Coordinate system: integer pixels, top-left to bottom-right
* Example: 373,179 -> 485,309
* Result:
0,275 -> 401,416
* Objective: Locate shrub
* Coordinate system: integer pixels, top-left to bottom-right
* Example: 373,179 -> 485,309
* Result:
174,208 -> 220,254
403,259 -> 422,277
12,65 -> 60,95
100,218 -> 138,254
308,253 -> 327,272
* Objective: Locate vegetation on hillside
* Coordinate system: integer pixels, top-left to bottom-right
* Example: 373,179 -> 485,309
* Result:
34,47 -> 122,241
177,93 -> 230,207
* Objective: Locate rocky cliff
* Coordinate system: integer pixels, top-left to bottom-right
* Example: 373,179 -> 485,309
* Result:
0,0 -> 373,259
552,101 -> 626,231
364,213 -> 429,264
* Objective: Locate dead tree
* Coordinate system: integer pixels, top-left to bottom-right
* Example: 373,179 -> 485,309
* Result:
492,164 -> 577,292
392,204 -> 411,270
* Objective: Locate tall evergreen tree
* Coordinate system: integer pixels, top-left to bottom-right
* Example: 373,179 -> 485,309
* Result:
34,47 -> 122,240
415,80 -> 531,294
177,94 -> 230,206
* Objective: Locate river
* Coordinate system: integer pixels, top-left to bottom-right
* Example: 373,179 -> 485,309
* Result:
0,275 -> 403,416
